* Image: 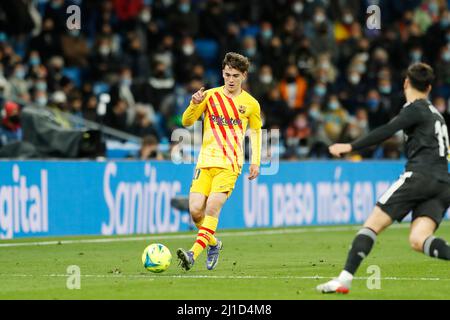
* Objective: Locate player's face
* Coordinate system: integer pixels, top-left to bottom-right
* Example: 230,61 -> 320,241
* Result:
223,65 -> 246,94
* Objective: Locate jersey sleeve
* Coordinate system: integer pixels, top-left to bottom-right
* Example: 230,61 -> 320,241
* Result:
181,91 -> 209,127
249,101 -> 262,165
351,104 -> 423,151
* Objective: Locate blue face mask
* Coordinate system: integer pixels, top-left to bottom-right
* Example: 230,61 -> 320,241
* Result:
410,51 -> 422,61
36,96 -> 48,107
440,18 -> 450,29
30,56 -> 40,66
15,69 -> 25,79
35,82 -> 47,91
379,86 -> 392,94
245,47 -> 256,57
121,78 -> 132,87
367,99 -> 379,110
443,51 -> 450,62
315,86 -> 327,97
179,3 -> 190,13
309,110 -> 321,119
328,101 -> 339,110
261,30 -> 273,40
51,1 -> 63,9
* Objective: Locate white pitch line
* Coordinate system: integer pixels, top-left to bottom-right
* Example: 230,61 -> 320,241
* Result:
0,224 -> 412,248
0,273 -> 447,282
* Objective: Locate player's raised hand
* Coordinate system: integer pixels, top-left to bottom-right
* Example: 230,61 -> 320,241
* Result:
192,87 -> 206,105
329,143 -> 352,158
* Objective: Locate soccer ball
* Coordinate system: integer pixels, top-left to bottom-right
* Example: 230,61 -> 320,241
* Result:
142,243 -> 172,273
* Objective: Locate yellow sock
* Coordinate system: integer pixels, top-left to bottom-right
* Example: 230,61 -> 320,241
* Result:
194,217 -> 204,229
194,216 -> 217,246
190,216 -> 218,259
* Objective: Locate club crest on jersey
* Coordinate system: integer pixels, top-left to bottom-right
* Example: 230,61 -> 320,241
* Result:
238,105 -> 247,114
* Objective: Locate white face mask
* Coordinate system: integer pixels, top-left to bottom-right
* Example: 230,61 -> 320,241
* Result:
293,2 -> 304,14
99,46 -> 111,56
182,45 -> 195,56
349,74 -> 361,85
260,74 -> 273,84
140,11 -> 151,23
343,14 -> 354,24
315,14 -> 326,24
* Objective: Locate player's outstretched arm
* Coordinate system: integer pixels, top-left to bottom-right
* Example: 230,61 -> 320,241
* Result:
182,87 -> 207,127
329,105 -> 422,157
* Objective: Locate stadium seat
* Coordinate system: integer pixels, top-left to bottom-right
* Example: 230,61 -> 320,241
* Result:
241,25 -> 260,38
194,39 -> 219,67
63,67 -> 82,88
93,82 -> 111,96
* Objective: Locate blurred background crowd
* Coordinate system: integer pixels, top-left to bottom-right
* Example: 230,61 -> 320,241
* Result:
0,0 -> 449,160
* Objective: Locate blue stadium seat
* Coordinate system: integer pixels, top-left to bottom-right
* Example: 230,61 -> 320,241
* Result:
194,39 -> 219,66
93,82 -> 111,96
241,25 -> 260,38
63,67 -> 82,87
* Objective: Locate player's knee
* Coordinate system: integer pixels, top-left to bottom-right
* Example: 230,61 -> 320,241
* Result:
204,205 -> 220,217
409,234 -> 426,252
189,203 -> 204,221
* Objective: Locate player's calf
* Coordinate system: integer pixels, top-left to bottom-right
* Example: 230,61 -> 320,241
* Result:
344,227 -> 377,274
423,236 -> 450,260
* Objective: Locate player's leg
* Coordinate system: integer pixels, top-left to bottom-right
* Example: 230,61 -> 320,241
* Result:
189,192 -> 207,227
202,169 -> 239,270
177,169 -> 214,270
188,192 -> 217,244
318,171 -> 421,293
190,192 -> 227,262
410,198 -> 450,260
177,192 -> 227,271
317,206 -> 392,293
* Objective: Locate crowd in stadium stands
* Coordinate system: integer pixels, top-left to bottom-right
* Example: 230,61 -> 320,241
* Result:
0,0 -> 449,160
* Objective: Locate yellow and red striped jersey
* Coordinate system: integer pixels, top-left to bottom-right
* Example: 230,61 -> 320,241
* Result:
182,86 -> 262,173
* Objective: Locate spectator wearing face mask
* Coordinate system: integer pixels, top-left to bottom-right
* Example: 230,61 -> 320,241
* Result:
168,0 -> 199,37
425,9 -> 450,62
435,44 -> 450,95
250,64 -> 276,101
339,108 -> 369,144
89,37 -> 120,82
285,112 -> 312,158
337,69 -> 367,114
241,36 -> 261,71
174,36 -> 203,84
366,89 -> 390,130
147,61 -> 175,113
334,8 -> 356,43
8,63 -> 30,103
258,21 -> 274,50
0,101 -> 22,147
323,94 -> 349,143
279,64 -> 308,109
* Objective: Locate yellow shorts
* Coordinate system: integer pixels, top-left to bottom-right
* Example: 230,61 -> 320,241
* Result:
190,167 -> 239,198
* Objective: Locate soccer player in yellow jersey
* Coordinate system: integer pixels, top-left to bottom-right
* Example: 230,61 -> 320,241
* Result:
176,52 -> 262,271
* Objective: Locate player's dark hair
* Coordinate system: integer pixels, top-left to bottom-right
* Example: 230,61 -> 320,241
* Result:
222,52 -> 250,74
406,63 -> 435,93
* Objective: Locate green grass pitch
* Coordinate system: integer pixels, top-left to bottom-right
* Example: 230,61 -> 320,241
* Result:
0,222 -> 449,300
